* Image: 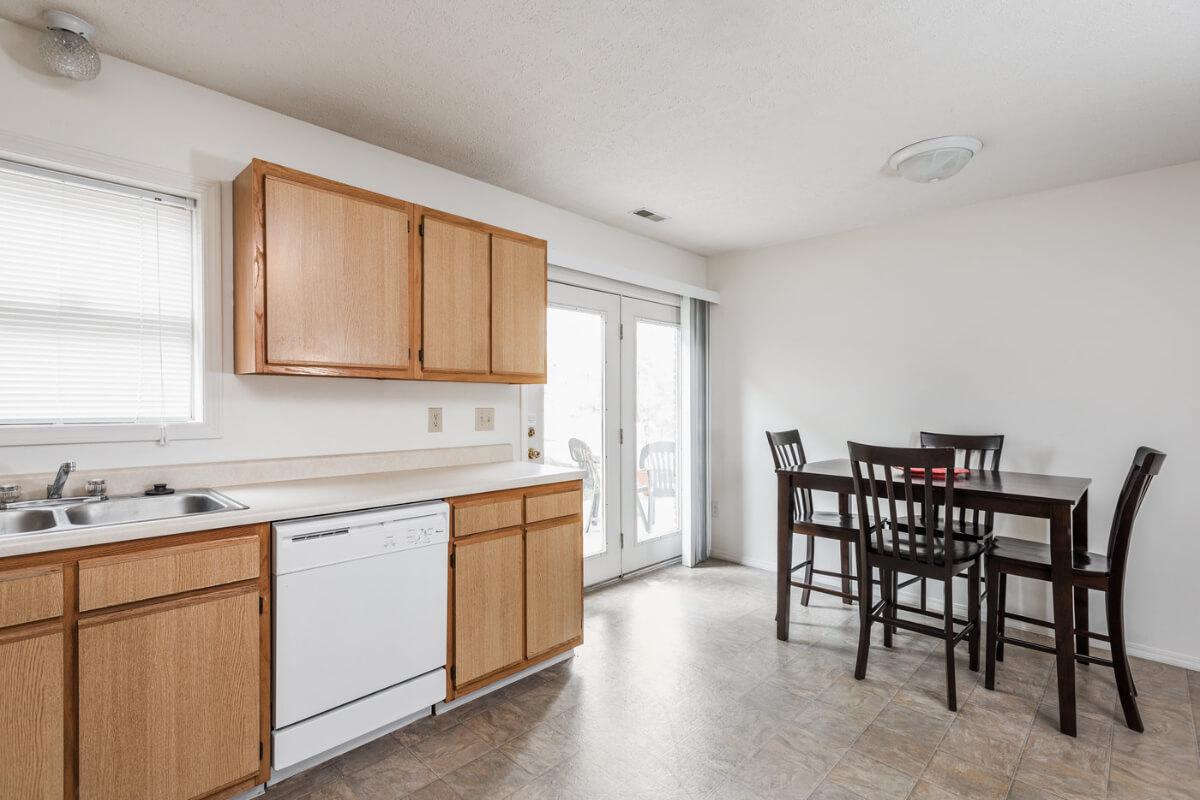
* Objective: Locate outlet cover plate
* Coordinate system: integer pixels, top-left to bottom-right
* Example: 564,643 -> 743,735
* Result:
475,407 -> 495,432
428,407 -> 443,433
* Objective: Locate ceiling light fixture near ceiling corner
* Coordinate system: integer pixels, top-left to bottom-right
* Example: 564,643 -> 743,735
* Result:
887,136 -> 982,183
40,10 -> 101,81
631,207 -> 669,223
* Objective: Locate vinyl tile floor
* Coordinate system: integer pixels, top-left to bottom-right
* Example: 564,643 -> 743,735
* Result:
264,560 -> 1200,800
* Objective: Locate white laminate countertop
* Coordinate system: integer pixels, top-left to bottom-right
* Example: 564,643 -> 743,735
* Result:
0,461 -> 584,559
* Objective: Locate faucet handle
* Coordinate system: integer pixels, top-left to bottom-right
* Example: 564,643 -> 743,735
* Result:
0,484 -> 19,504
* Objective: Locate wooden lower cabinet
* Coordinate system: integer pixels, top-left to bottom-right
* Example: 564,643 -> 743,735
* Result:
448,480 -> 584,698
453,530 -> 525,686
77,587 -> 261,800
0,628 -> 63,800
0,524 -> 269,800
525,519 -> 584,658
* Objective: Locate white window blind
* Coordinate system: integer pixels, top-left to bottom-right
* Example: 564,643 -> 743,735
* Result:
0,159 -> 198,426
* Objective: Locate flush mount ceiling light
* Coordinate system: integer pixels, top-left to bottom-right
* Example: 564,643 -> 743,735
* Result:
887,136 -> 982,183
39,10 -> 101,81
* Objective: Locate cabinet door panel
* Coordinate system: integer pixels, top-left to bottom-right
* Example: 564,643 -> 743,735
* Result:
422,217 -> 490,373
264,176 -> 410,369
453,531 -> 524,686
526,520 -> 583,658
78,589 -> 260,800
491,236 -> 546,377
0,631 -> 63,800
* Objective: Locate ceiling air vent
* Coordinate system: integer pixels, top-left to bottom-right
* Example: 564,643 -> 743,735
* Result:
630,207 -> 669,222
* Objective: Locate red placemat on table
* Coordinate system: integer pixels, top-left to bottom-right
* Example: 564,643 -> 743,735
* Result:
894,467 -> 970,479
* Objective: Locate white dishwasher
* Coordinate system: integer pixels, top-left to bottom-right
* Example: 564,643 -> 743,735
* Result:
272,501 -> 448,771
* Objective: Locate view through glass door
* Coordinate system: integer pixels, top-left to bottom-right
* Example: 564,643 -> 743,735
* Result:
540,284 -> 683,585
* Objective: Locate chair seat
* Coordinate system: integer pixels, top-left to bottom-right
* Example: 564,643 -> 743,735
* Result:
793,510 -> 859,539
988,536 -> 1111,576
893,516 -> 992,541
869,532 -> 985,565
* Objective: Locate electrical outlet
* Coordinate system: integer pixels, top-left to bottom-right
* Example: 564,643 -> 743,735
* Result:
475,407 -> 495,431
428,407 -> 443,433
711,500 -> 720,518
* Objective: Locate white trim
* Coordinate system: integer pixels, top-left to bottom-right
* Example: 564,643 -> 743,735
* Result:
548,262 -> 718,304
0,131 -> 223,446
550,265 -> 682,307
708,551 -> 1200,671
435,649 -> 575,713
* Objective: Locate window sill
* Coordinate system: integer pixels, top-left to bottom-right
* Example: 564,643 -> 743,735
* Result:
0,419 -> 221,447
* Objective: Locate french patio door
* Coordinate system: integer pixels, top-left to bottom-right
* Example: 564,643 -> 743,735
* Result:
536,284 -> 683,585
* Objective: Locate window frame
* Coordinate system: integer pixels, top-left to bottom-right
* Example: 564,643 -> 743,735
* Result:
0,135 -> 222,446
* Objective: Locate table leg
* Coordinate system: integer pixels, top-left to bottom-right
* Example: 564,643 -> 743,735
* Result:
1073,490 -> 1090,660
1050,505 -> 1077,736
839,493 -> 852,605
777,472 -> 793,641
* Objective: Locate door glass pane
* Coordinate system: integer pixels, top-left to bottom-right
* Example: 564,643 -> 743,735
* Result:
544,306 -> 606,557
634,319 -> 681,542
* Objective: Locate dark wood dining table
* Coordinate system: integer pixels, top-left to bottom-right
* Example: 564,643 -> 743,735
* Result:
776,458 -> 1092,736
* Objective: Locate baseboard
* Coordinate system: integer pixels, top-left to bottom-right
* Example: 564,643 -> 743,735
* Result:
707,553 -> 1200,671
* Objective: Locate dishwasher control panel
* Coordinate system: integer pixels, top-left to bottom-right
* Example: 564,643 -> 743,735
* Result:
273,501 -> 449,575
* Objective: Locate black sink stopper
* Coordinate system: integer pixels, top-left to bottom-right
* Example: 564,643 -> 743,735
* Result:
145,483 -> 175,496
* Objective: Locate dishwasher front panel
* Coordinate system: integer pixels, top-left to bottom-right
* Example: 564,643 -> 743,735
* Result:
274,540 -> 447,729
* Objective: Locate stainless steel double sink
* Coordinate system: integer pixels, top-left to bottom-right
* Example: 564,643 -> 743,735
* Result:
0,489 -> 246,539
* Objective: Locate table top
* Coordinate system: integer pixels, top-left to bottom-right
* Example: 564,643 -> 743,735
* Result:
779,458 -> 1091,506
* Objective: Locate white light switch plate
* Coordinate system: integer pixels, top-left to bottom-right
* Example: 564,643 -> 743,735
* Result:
475,407 -> 495,431
428,407 -> 443,433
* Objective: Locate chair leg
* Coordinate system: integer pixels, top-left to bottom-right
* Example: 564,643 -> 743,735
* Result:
801,534 -> 815,607
968,560 -> 981,672
985,562 -> 999,690
995,573 -> 1007,662
882,567 -> 893,648
854,560 -> 874,681
919,576 -> 927,611
1107,588 -> 1143,732
943,577 -> 957,711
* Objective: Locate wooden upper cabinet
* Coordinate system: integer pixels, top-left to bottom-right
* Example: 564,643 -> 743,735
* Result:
77,587 -> 261,800
234,160 -> 415,378
491,235 -> 547,378
234,159 -> 547,383
264,177 -> 410,370
420,215 -> 491,375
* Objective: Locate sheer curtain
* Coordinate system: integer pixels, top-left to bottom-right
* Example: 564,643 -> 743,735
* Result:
681,297 -> 710,566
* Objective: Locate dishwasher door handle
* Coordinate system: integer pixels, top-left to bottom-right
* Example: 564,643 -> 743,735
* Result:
290,528 -> 350,542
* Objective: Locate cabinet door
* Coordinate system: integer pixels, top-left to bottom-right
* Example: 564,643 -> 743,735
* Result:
422,217 -> 490,374
491,235 -> 547,377
264,176 -> 410,370
78,588 -> 260,800
453,530 -> 524,686
525,520 -> 583,658
0,630 -> 63,800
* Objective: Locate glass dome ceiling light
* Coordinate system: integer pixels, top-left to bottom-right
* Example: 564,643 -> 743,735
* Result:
39,10 -> 101,81
887,136 -> 983,183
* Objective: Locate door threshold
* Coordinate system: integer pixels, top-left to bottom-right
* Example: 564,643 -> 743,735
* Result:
586,555 -> 682,591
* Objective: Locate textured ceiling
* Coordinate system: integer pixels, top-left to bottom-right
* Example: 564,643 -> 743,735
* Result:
4,1 -> 1199,255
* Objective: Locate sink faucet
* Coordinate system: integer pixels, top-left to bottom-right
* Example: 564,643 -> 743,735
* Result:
47,461 -> 76,500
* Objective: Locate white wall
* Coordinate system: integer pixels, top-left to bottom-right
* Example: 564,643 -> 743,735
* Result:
0,19 -> 706,475
709,161 -> 1200,667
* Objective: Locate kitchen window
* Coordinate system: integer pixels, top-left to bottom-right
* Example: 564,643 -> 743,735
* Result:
0,154 -> 221,445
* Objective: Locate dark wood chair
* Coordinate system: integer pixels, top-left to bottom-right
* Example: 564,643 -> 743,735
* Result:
767,430 -> 861,606
985,446 -> 1166,732
896,432 -> 1004,608
848,442 -> 984,711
